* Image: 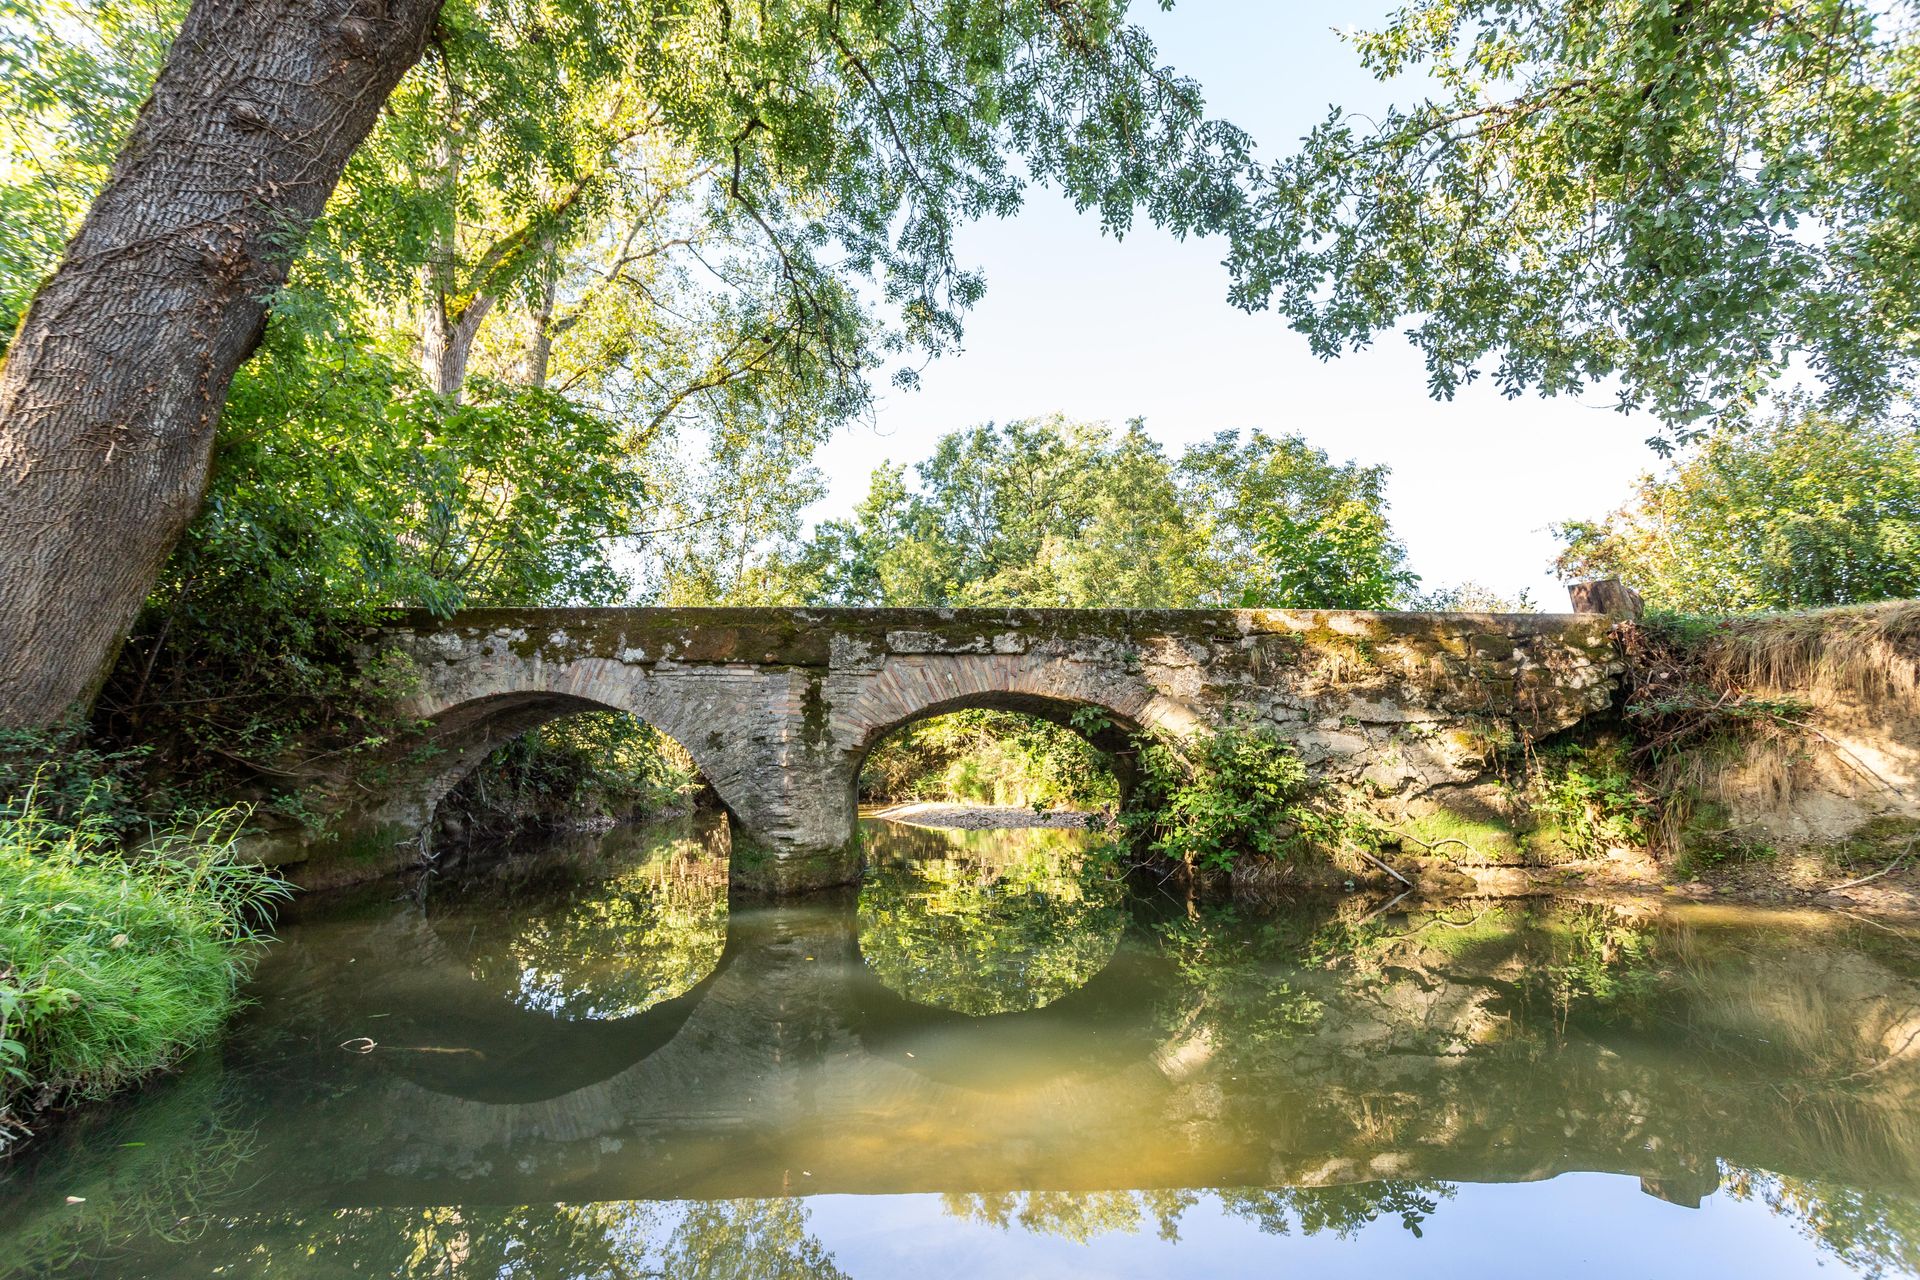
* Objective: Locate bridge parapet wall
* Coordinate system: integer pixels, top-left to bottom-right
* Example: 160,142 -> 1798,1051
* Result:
309,608 -> 1621,892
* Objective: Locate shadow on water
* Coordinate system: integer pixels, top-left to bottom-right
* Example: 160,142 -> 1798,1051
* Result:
7,816 -> 1920,1277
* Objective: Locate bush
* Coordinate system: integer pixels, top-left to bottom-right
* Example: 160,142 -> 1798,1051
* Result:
1122,722 -> 1335,872
0,793 -> 289,1150
0,721 -> 154,838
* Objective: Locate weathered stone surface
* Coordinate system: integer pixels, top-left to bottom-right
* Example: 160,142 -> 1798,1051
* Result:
1569,575 -> 1646,619
299,607 -> 1623,891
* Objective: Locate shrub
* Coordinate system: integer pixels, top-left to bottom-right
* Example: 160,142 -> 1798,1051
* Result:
1530,741 -> 1653,858
1123,722 -> 1334,872
439,713 -> 701,837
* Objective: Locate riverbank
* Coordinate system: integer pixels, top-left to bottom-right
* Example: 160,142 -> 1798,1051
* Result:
1183,836 -> 1920,921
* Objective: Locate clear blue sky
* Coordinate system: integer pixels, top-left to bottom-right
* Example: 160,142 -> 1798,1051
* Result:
807,1 -> 1662,608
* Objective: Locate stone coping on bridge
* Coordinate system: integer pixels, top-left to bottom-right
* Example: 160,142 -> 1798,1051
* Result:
380,604 -> 1609,668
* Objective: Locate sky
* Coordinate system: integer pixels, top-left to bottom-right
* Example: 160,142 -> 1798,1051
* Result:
806,1 -> 1666,609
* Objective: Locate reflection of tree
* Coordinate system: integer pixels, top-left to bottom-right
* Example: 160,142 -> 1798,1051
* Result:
937,1183 -> 1451,1246
53,1199 -> 853,1280
941,1189 -> 1197,1244
654,1199 -> 852,1280
857,831 -> 1125,1015
1724,1168 -> 1920,1280
1526,903 -> 1663,1030
456,828 -> 728,1020
25,855 -> 1920,1277
1217,1182 -> 1455,1240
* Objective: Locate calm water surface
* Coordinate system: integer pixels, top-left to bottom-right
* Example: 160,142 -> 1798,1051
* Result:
5,816 -> 1920,1277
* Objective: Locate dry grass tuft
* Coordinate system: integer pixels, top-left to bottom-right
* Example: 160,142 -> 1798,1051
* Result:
1694,600 -> 1920,709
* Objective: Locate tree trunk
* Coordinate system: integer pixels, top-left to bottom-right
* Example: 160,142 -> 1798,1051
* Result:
526,244 -> 560,389
0,0 -> 445,727
422,293 -> 494,401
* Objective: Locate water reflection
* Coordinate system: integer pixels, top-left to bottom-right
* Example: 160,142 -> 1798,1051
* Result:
856,822 -> 1125,1015
442,818 -> 730,1019
5,821 -> 1920,1279
25,1197 -> 856,1280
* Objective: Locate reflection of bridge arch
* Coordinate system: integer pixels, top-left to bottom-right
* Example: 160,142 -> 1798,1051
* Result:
330,898 -> 741,1105
844,942 -> 1175,1092
385,938 -> 740,1105
314,881 -> 1193,1110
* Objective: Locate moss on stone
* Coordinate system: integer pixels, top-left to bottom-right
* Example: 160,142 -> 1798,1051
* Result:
1395,806 -> 1528,863
802,673 -> 830,747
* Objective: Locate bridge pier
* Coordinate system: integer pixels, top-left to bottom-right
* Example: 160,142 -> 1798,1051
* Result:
710,754 -> 865,894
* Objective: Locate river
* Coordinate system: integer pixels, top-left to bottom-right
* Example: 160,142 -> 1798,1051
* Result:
3,815 -> 1919,1277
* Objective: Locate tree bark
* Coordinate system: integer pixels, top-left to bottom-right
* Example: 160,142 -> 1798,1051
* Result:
0,0 -> 445,726
526,243 -> 560,389
422,292 -> 493,401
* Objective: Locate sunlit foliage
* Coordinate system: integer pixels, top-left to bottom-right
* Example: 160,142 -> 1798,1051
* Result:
441,713 -> 702,839
1228,0 -> 1920,438
1554,401 -> 1920,611
0,0 -> 1271,825
1124,721 -> 1336,872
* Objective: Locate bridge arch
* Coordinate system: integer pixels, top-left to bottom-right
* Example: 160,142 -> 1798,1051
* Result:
837,653 -> 1204,755
833,653 -> 1209,819
334,677 -> 771,883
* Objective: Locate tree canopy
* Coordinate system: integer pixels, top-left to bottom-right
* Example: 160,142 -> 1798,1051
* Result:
785,416 -> 1419,609
1554,401 -> 1920,611
1226,0 -> 1920,439
0,0 -> 1259,724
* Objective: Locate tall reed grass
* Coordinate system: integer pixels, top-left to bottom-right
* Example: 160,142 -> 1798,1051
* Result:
0,789 -> 289,1150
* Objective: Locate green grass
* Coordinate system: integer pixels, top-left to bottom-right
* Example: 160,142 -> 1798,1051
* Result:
1393,807 -> 1526,862
0,792 -> 289,1149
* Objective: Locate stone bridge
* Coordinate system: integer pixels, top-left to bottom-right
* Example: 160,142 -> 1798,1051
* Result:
306,606 -> 1622,892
